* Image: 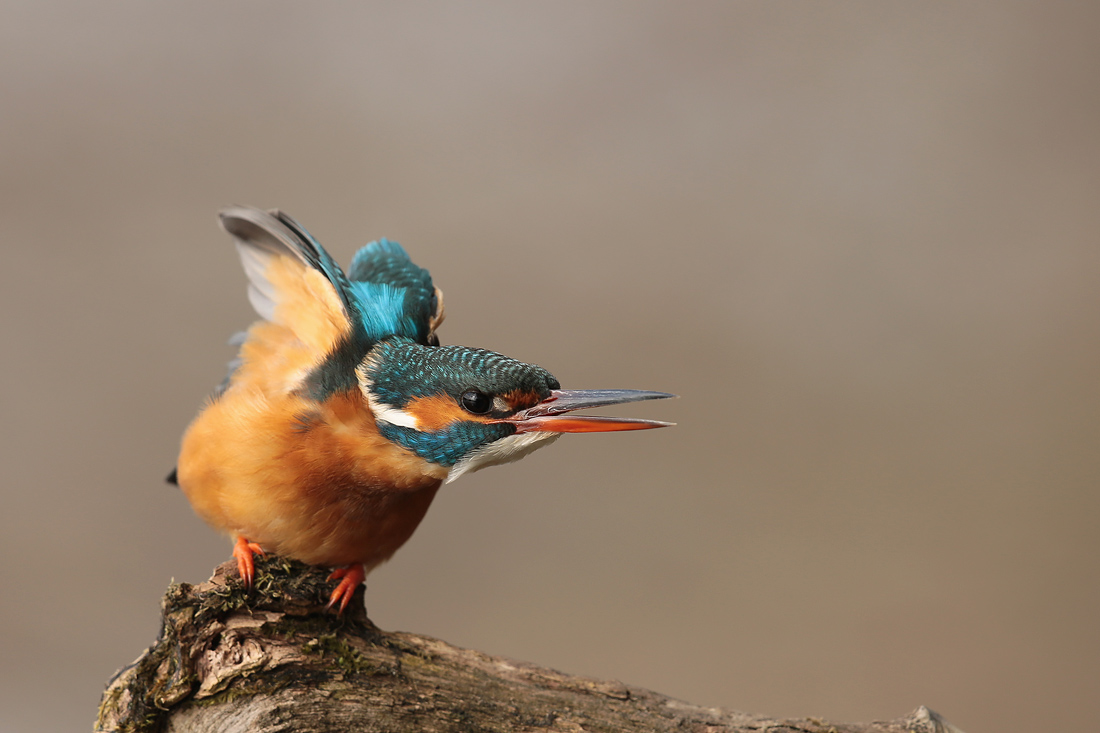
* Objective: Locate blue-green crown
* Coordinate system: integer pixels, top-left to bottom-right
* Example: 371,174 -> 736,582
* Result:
364,340 -> 559,409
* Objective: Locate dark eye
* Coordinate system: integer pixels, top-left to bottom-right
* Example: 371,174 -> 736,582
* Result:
460,389 -> 493,414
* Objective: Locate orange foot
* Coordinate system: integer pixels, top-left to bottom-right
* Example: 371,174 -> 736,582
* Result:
326,564 -> 366,614
232,536 -> 265,590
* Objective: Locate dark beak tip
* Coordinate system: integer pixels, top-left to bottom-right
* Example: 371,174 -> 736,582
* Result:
542,389 -> 676,411
510,389 -> 675,429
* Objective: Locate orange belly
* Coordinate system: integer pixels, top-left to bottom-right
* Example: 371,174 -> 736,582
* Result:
177,383 -> 448,571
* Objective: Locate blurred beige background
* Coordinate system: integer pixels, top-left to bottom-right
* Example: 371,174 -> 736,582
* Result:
2,3 -> 1097,732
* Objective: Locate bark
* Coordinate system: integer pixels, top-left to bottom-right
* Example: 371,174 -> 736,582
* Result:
96,558 -> 966,733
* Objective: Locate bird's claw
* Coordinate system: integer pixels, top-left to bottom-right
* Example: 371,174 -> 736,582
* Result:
326,564 -> 366,614
232,536 -> 265,590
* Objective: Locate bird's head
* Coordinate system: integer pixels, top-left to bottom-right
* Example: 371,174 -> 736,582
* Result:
357,338 -> 673,483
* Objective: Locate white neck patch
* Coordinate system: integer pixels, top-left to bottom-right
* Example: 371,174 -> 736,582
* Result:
357,355 -> 421,429
366,395 -> 420,429
447,431 -> 561,484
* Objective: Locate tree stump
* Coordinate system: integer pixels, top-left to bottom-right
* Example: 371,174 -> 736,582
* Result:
96,558 -> 965,733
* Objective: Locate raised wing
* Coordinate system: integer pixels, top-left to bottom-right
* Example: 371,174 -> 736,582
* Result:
217,206 -> 443,401
219,206 -> 369,400
220,207 -> 357,323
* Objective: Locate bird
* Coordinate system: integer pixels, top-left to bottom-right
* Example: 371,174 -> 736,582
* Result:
173,206 -> 673,612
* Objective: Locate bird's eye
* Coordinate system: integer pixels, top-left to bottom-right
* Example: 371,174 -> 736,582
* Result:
460,389 -> 493,414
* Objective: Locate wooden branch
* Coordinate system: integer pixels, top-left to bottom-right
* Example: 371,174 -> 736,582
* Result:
96,559 -> 965,733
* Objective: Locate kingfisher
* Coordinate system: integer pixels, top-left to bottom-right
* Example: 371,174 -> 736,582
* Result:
173,206 -> 673,612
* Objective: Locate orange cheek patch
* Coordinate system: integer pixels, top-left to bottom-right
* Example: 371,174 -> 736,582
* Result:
404,394 -> 484,432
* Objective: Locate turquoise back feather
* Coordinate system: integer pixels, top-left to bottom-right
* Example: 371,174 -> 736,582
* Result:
346,238 -> 438,344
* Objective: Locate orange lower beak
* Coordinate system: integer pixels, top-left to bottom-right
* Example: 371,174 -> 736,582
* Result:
500,389 -> 675,434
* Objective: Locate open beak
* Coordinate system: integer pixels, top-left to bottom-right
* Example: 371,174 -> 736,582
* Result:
500,389 -> 675,433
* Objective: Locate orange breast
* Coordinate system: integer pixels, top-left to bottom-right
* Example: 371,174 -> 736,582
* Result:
177,377 -> 447,570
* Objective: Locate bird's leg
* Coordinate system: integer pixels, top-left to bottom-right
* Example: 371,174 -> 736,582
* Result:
231,536 -> 265,590
326,564 -> 366,614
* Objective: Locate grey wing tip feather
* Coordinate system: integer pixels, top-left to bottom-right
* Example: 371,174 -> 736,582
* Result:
217,206 -> 314,267
217,205 -> 279,244
217,204 -> 261,228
